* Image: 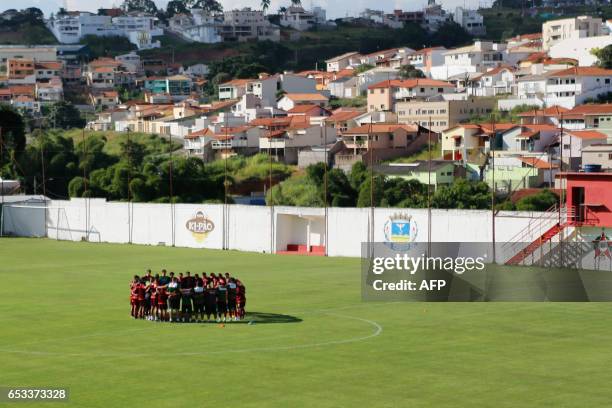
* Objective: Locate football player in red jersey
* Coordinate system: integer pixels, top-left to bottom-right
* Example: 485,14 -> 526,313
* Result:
157,286 -> 168,321
236,279 -> 246,320
130,275 -> 140,318
136,279 -> 146,319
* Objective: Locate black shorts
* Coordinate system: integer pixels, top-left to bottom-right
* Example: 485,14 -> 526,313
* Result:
205,303 -> 217,315
217,301 -> 227,313
181,297 -> 193,312
194,302 -> 204,314
169,296 -> 181,309
228,298 -> 237,310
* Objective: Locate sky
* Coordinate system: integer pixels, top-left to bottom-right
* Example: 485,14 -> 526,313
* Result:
9,0 -> 490,19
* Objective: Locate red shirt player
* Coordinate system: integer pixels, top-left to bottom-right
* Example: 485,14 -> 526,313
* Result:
130,276 -> 140,318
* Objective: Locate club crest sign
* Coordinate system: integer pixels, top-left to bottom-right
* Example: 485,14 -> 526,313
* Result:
186,211 -> 215,243
383,212 -> 418,251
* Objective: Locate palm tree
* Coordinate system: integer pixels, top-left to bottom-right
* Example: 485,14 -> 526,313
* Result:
261,0 -> 271,13
291,0 -> 302,6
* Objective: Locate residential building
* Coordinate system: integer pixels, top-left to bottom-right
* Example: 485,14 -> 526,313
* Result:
549,35 -> 612,67
115,52 -> 143,74
89,90 -> 120,108
485,156 -> 556,193
326,52 -> 360,72
324,108 -> 365,133
499,124 -> 559,153
280,6 -> 316,31
441,123 -> 516,161
287,104 -> 331,118
560,104 -> 612,130
581,144 -> 612,170
219,74 -> 316,106
209,125 -> 262,159
453,7 -> 485,37
544,67 -> 612,109
34,61 -> 63,81
36,78 -> 64,103
518,105 -> 569,126
184,128 -> 215,161
375,160 -> 466,189
0,46 -> 57,72
468,66 -> 517,97
277,93 -> 329,111
335,123 -> 427,170
367,79 -> 455,112
258,117 -> 336,164
395,97 -> 496,133
47,11 -> 162,49
219,8 -> 280,42
406,47 -> 446,76
433,41 -> 505,80
168,11 -> 222,43
422,0 -> 452,32
7,59 -> 35,83
542,15 -> 603,51
144,75 -> 193,101
559,129 -> 608,170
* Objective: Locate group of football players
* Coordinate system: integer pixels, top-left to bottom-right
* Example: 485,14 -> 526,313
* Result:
130,270 -> 246,323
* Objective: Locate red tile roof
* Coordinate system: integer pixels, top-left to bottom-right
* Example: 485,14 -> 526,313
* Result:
550,67 -> 612,77
565,104 -> 612,117
565,130 -> 607,140
368,79 -> 454,90
519,157 -> 559,169
283,93 -> 329,102
518,106 -> 569,118
342,123 -> 419,134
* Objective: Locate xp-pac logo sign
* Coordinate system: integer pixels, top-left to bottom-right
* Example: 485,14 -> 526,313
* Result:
383,212 -> 418,251
186,211 -> 215,243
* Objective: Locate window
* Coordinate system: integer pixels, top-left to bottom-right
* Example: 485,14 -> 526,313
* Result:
420,88 -> 425,92
438,88 -> 443,93
563,144 -> 570,150
606,79 -> 611,84
609,153 -> 612,160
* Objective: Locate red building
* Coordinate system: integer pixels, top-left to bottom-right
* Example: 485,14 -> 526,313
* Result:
561,172 -> 612,227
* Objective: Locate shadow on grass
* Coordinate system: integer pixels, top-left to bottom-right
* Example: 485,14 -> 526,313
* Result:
146,312 -> 303,325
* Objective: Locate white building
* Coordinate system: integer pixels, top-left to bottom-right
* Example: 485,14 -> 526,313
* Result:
542,15 -> 604,51
549,35 -> 612,67
453,7 -> 485,37
432,41 -> 505,80
469,66 -> 517,97
326,52 -> 361,72
168,11 -> 222,43
220,8 -> 280,42
47,12 -> 162,50
544,67 -> 612,109
280,6 -> 316,31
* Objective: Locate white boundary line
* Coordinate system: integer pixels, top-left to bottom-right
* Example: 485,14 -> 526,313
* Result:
0,312 -> 383,358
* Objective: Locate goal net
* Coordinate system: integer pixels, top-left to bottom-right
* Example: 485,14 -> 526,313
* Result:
1,204 -> 77,241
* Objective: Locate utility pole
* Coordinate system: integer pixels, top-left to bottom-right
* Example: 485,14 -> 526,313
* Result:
169,132 -> 175,247
127,128 -> 132,244
369,118 -> 374,258
269,134 -> 274,254
82,126 -> 88,240
0,126 -> 3,205
490,116 -> 496,264
428,117 -> 432,255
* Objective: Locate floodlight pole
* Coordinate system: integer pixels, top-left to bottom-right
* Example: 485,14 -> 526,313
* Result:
490,116 -> 496,264
324,124 -> 328,257
269,135 -> 274,254
369,118 -> 374,259
127,128 -> 132,244
169,132 -> 175,247
82,126 -> 88,241
428,117 -> 432,256
0,126 -> 3,206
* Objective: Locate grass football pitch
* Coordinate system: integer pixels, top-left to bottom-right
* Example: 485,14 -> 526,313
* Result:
1,238 -> 612,407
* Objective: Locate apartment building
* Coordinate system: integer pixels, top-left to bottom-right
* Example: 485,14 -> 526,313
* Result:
544,67 -> 612,109
453,7 -> 485,37
219,8 -> 280,42
280,6 -> 317,31
433,41 -> 505,80
542,15 -> 603,51
395,98 -> 496,133
367,79 -> 455,112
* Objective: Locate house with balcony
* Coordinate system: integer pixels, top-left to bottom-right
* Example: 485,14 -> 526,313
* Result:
34,61 -> 63,82
324,108 -> 365,134
89,90 -> 119,109
219,8 -> 280,42
542,15 -> 603,51
210,125 -> 261,159
485,155 -> 557,193
335,123 -> 427,170
366,78 -> 455,112
432,41 -> 505,80
7,59 -> 35,84
544,67 -> 612,109
468,66 -> 517,97
326,52 -> 361,72
184,128 -> 215,161
280,6 -> 316,31
258,119 -> 336,164
441,123 -> 516,161
143,75 -> 193,102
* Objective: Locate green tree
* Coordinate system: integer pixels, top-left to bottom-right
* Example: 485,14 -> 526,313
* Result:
188,0 -> 223,13
47,101 -> 86,130
515,189 -> 559,211
432,179 -> 491,209
357,174 -> 385,207
0,105 -> 27,177
122,0 -> 158,14
349,161 -> 368,191
430,22 -> 473,48
261,0 -> 271,13
165,0 -> 189,18
398,64 -> 425,79
593,44 -> 612,69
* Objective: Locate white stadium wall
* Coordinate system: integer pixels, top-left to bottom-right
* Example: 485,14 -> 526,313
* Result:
2,198 -> 551,258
